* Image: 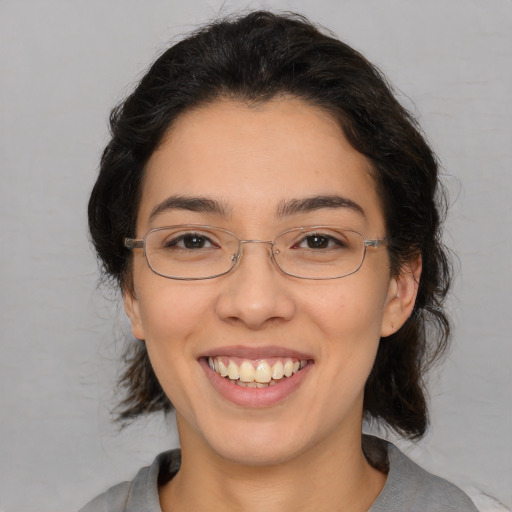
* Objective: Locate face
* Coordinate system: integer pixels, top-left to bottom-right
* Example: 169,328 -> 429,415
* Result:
125,97 -> 419,466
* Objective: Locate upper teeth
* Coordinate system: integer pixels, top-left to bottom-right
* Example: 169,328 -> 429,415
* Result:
208,356 -> 307,384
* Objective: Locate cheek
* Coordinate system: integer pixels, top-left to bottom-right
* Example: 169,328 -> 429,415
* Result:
137,283 -> 213,344
303,274 -> 391,396
307,275 -> 390,342
130,255 -> 216,347
134,282 -> 216,408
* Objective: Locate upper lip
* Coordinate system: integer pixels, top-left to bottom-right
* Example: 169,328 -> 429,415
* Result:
198,345 -> 314,360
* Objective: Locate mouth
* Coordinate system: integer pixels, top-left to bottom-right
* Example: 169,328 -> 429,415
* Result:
199,348 -> 314,407
207,356 -> 309,388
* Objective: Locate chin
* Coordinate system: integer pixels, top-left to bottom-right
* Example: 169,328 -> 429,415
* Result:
198,418 -> 316,467
214,439 -> 304,467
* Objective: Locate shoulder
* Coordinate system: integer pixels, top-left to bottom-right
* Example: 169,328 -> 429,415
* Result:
78,481 -> 132,512
367,436 -> 479,512
78,450 -> 181,512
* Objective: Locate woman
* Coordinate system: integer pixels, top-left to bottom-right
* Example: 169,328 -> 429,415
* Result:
82,11 -> 478,511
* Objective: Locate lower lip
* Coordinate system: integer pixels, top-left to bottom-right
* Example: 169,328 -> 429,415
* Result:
200,358 -> 313,408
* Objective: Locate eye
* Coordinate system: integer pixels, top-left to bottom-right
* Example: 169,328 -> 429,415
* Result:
165,232 -> 217,250
294,233 -> 345,250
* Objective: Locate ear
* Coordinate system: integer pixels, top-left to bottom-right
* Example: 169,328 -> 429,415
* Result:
123,290 -> 145,340
380,255 -> 422,337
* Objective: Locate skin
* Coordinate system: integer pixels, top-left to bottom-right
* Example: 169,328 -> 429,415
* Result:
124,97 -> 421,512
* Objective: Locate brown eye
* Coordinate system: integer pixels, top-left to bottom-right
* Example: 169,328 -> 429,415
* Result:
294,233 -> 345,250
304,234 -> 330,249
165,233 -> 216,250
182,235 -> 208,249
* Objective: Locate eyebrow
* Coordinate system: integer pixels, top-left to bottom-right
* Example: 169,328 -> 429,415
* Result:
149,195 -> 232,221
276,195 -> 365,218
148,193 -> 365,222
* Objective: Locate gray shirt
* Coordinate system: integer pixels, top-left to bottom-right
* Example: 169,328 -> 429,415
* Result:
79,436 -> 478,511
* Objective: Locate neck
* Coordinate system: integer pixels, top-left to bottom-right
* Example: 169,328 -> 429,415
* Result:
159,422 -> 386,512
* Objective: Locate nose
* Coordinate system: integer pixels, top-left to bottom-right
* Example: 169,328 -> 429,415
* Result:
215,241 -> 296,329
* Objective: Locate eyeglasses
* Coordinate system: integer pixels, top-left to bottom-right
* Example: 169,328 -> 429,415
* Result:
124,225 -> 386,280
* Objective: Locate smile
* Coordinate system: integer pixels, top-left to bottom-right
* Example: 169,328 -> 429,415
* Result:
208,356 -> 308,388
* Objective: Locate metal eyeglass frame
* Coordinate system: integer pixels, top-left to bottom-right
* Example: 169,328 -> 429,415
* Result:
124,224 -> 386,281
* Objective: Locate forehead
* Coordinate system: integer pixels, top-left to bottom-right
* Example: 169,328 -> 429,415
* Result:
138,97 -> 384,233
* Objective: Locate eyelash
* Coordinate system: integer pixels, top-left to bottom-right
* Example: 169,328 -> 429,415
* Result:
293,233 -> 347,250
164,233 -> 218,249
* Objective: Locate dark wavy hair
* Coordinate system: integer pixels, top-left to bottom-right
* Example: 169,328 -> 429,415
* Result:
88,11 -> 452,439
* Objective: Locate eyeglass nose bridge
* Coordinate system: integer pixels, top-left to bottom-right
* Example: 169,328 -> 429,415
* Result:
230,238 -> 278,266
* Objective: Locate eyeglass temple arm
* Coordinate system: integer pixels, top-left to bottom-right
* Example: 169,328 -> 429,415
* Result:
124,238 -> 144,250
365,238 -> 386,248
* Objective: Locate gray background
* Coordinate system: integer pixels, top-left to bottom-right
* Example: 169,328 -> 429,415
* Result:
1,1 -> 511,510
